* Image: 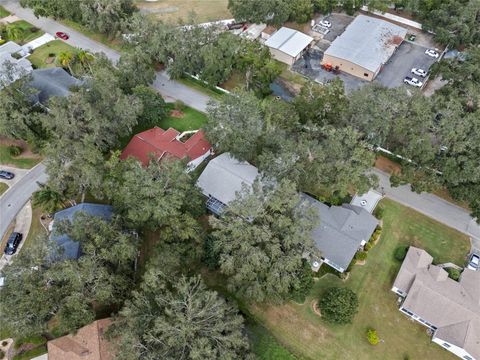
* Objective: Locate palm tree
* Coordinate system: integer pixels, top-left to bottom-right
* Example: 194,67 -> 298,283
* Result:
32,186 -> 66,214
57,51 -> 74,75
77,49 -> 95,73
6,24 -> 24,42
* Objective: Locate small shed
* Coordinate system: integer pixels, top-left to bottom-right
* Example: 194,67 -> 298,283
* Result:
264,27 -> 314,66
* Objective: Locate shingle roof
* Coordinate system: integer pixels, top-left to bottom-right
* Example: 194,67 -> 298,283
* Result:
302,194 -> 379,270
51,203 -> 113,260
393,247 -> 480,359
196,153 -> 259,205
120,127 -> 212,166
324,15 -> 407,73
29,68 -> 82,104
0,41 -> 32,87
265,27 -> 313,58
48,318 -> 115,360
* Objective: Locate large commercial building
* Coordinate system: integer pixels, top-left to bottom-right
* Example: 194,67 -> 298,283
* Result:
322,15 -> 407,81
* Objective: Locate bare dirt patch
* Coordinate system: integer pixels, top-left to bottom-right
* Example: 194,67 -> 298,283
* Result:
0,136 -> 41,159
375,155 -> 401,175
311,299 -> 321,317
169,110 -> 185,118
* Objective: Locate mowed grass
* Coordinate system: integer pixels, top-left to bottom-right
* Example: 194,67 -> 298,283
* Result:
0,145 -> 41,169
59,19 -> 124,51
0,182 -> 8,196
0,5 -> 11,18
10,20 -> 44,44
249,199 -> 469,360
136,0 -> 231,23
158,105 -> 208,132
27,40 -> 78,69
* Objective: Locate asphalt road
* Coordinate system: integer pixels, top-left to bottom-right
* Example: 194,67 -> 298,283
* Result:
373,169 -> 480,252
0,0 -> 211,112
0,163 -> 47,242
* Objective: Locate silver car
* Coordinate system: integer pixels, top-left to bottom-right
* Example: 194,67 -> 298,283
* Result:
467,253 -> 479,270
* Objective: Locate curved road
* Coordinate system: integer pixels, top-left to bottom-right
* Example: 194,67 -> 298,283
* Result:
0,163 -> 47,241
0,0 -> 478,253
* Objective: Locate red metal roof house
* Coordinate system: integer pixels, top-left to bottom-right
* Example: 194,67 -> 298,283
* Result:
120,127 -> 212,171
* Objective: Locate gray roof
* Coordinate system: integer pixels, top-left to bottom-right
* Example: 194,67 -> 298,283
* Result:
324,15 -> 407,73
29,68 -> 82,104
302,193 -> 379,270
196,153 -> 259,206
51,203 -> 113,260
265,27 -> 313,58
0,41 -> 32,87
393,247 -> 480,359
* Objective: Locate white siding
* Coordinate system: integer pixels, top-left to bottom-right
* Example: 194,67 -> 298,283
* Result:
432,336 -> 476,360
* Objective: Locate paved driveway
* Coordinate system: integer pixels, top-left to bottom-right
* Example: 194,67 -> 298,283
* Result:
375,41 -> 438,88
0,165 -> 29,189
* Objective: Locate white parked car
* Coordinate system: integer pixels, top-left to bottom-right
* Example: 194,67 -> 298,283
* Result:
404,76 -> 423,87
319,20 -> 332,28
425,49 -> 439,58
467,253 -> 479,271
411,68 -> 427,77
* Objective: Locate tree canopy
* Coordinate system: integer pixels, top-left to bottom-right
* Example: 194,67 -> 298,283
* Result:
114,268 -> 251,360
318,287 -> 359,324
210,179 -> 319,303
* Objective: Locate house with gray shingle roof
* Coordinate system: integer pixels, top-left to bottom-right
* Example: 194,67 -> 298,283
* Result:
29,67 -> 82,105
392,246 -> 480,360
302,193 -> 379,272
50,203 -> 113,260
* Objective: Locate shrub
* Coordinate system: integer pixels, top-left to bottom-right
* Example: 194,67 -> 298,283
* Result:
0,349 -> 5,359
1,341 -> 7,346
355,251 -> 367,261
318,287 -> 359,324
48,52 -> 55,57
374,205 -> 384,219
290,260 -> 314,303
364,242 -> 373,252
394,246 -> 408,262
367,328 -> 379,345
446,267 -> 461,281
8,145 -> 22,156
174,100 -> 185,111
30,26 -> 39,33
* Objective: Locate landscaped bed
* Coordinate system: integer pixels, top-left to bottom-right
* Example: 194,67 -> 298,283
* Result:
6,20 -> 44,45
248,199 -> 469,360
0,145 -> 41,169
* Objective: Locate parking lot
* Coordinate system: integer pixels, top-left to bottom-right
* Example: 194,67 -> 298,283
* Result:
376,41 -> 438,88
293,39 -> 439,93
319,13 -> 354,42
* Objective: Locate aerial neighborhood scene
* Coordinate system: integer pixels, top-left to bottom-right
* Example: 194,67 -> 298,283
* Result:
0,0 -> 479,359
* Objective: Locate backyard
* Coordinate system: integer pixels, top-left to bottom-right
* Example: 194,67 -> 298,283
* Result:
27,40 -> 78,69
248,199 -> 470,360
136,0 -> 231,23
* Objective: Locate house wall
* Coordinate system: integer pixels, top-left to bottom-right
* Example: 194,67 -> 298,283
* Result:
321,54 -> 376,81
186,150 -> 212,173
268,48 -> 295,66
432,336 -> 476,360
323,258 -> 345,273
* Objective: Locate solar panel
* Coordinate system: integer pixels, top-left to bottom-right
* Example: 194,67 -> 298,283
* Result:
206,196 -> 227,216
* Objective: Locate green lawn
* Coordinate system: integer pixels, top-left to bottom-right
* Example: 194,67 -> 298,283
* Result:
0,145 -> 41,169
27,40 -> 78,69
0,182 -> 8,196
178,77 -> 225,100
0,5 -> 10,18
9,20 -> 44,45
59,19 -> 124,52
249,199 -> 469,360
158,105 -> 208,132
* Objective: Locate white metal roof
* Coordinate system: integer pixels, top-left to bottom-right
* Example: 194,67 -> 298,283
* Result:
265,27 -> 313,58
324,15 -> 407,73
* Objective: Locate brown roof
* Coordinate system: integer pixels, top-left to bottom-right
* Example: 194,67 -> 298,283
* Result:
393,247 -> 480,359
48,319 -> 115,360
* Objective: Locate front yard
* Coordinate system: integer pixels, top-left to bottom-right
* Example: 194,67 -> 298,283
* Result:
0,145 -> 42,169
248,199 -> 469,360
27,40 -> 78,69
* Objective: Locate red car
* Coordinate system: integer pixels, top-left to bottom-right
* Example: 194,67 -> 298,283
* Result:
55,31 -> 69,40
